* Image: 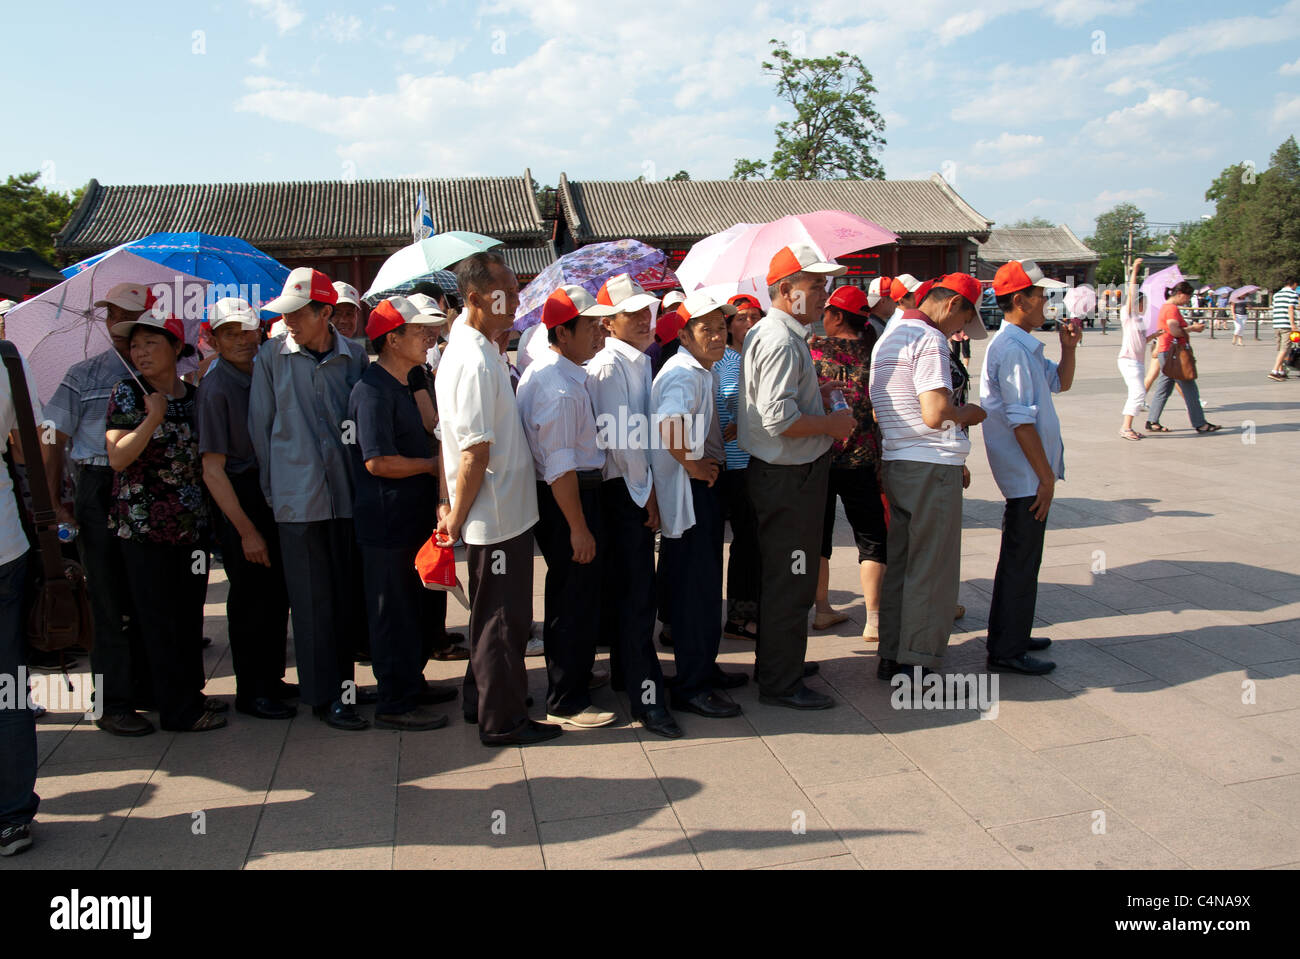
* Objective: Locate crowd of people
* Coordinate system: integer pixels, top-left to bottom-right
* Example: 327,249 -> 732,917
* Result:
4,245 -> 1090,857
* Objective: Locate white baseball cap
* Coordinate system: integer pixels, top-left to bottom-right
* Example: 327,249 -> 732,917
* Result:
867,277 -> 893,307
406,293 -> 449,324
263,267 -> 339,315
332,281 -> 361,308
93,282 -> 155,312
767,242 -> 847,285
208,297 -> 262,331
678,292 -> 737,322
661,290 -> 687,311
596,273 -> 659,314
0,299 -> 16,316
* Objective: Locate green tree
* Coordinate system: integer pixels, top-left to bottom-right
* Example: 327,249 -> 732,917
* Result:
533,181 -> 557,220
0,172 -> 84,261
1007,216 -> 1055,228
1086,203 -> 1150,285
1239,136 -> 1300,289
730,39 -> 886,181
665,170 -> 691,181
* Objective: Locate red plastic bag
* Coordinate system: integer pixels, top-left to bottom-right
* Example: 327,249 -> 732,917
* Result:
415,534 -> 469,609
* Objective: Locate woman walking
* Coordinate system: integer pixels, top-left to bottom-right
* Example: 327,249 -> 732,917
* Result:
1146,281 -> 1221,434
106,314 -> 224,732
1232,296 -> 1248,347
1117,258 -> 1153,441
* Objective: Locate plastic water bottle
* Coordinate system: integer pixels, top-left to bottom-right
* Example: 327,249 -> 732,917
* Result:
58,523 -> 78,543
828,389 -> 849,413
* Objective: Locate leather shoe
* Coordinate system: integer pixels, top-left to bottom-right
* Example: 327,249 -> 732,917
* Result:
95,710 -> 155,737
418,684 -> 459,705
203,697 -> 229,713
463,695 -> 533,724
374,705 -> 449,731
987,652 -> 1056,675
712,669 -> 748,690
672,691 -> 741,718
312,699 -> 370,730
481,719 -> 562,747
877,657 -> 901,680
1026,637 -> 1052,652
759,684 -> 834,710
235,696 -> 296,720
638,706 -> 683,739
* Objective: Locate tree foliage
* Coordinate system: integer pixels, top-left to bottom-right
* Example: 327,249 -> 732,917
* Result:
1008,216 -> 1056,228
731,40 -> 886,181
1085,203 -> 1150,285
0,173 -> 84,261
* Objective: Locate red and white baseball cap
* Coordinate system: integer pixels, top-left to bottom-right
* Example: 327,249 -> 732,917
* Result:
678,292 -> 736,324
366,295 -> 439,340
596,273 -> 659,313
263,267 -> 339,314
727,294 -> 762,312
661,290 -> 687,313
332,281 -> 362,308
542,285 -> 616,329
111,312 -> 187,344
991,259 -> 1068,296
405,293 -> 449,325
826,285 -> 871,318
889,274 -> 922,302
766,242 -> 847,286
208,297 -> 261,331
94,282 -> 156,312
867,276 -> 894,307
916,274 -> 987,340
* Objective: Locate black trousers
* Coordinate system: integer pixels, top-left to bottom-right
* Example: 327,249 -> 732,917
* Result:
461,529 -> 534,736
720,467 -> 760,626
278,519 -> 362,708
218,470 -> 289,700
661,479 -> 724,700
748,453 -> 830,697
119,539 -> 209,730
361,542 -> 428,716
599,479 -> 666,716
535,479 -> 602,715
987,496 -> 1048,660
76,465 -> 148,714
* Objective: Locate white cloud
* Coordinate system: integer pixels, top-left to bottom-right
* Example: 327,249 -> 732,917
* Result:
395,32 -> 467,68
321,13 -> 362,45
1084,88 -> 1223,149
1048,0 -> 1141,27
974,132 -> 1045,154
1273,93 -> 1300,128
249,44 -> 269,69
247,0 -> 303,35
1281,57 -> 1300,76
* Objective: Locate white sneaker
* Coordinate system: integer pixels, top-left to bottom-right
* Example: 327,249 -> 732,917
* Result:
547,705 -> 617,728
525,637 -> 545,657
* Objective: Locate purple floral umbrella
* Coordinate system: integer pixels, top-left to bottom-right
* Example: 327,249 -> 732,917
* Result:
514,239 -> 666,331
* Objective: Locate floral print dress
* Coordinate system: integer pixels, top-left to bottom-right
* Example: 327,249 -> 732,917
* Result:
807,334 -> 882,471
105,379 -> 209,545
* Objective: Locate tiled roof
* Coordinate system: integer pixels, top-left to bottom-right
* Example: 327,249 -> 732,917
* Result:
56,174 -> 549,254
978,226 -> 1099,264
501,242 -> 557,278
558,173 -> 992,243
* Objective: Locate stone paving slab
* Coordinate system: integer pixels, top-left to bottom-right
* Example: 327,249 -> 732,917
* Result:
12,333 -> 1300,869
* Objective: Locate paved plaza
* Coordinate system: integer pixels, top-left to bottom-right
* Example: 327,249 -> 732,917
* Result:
10,328 -> 1300,870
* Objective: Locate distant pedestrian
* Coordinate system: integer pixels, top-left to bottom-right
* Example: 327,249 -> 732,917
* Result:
1116,259 -> 1152,441
1146,281 -> 1221,432
1231,295 -> 1247,347
1269,280 -> 1298,380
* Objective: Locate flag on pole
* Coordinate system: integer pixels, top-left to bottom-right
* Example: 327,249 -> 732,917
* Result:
413,191 -> 434,243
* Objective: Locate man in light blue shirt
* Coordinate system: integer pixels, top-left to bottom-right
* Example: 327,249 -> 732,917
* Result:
979,260 -> 1079,676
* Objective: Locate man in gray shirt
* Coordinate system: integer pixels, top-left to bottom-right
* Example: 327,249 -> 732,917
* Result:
42,282 -> 154,737
738,243 -> 855,710
248,268 -> 369,730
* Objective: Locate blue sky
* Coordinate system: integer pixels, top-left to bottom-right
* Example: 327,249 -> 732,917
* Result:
5,0 -> 1298,239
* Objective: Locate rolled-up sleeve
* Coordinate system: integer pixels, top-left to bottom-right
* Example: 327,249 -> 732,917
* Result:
447,360 -> 495,450
248,346 -> 275,502
535,392 -> 580,485
752,339 -> 802,436
998,349 -> 1039,426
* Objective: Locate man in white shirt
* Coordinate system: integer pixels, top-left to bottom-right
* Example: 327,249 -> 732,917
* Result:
651,292 -> 743,720
517,285 -> 618,731
868,273 -> 987,682
738,243 -> 855,710
435,253 -> 555,747
0,347 -> 43,856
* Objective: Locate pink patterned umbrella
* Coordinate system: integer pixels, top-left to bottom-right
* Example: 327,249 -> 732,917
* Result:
689,211 -> 898,289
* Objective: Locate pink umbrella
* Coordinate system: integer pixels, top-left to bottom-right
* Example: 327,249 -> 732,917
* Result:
1063,284 -> 1096,318
1229,285 -> 1259,303
4,250 -> 209,403
676,222 -> 759,293
689,211 -> 898,289
1138,265 -> 1184,337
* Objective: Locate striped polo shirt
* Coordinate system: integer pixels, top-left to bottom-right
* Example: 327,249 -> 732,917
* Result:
713,347 -> 749,470
1273,285 -> 1297,329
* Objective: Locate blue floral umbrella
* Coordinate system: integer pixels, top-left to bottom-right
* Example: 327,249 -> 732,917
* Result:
514,239 -> 666,331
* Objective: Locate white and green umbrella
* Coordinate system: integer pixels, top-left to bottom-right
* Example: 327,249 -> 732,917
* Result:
363,231 -> 502,304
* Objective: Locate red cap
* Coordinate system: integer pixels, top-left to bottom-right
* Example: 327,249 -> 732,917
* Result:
913,279 -> 937,306
991,259 -> 1069,296
656,310 -> 687,344
888,278 -> 908,301
110,312 -> 187,344
931,274 -> 982,312
366,297 -> 421,340
826,285 -> 871,317
728,294 -> 762,312
542,284 -> 614,329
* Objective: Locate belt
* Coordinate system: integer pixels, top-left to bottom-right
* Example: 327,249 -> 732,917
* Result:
76,458 -> 112,471
577,469 -> 603,490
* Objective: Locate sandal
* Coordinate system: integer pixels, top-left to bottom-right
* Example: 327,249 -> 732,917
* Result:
1119,428 -> 1142,441
186,709 -> 228,733
1145,421 -> 1170,432
723,620 -> 758,642
1195,423 -> 1222,433
431,645 -> 470,661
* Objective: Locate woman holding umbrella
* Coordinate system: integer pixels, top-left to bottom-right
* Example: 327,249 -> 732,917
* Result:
106,313 -> 225,732
1117,259 -> 1154,441
1146,281 -> 1221,434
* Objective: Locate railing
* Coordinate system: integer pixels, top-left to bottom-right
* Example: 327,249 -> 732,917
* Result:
1086,307 -> 1274,339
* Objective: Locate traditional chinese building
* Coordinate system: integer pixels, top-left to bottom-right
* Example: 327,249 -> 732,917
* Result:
976,226 -> 1099,287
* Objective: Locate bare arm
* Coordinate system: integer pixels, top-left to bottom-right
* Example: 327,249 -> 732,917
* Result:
365,454 -> 437,479
659,417 -> 720,486
549,470 -> 596,563
106,393 -> 166,472
413,388 -> 438,434
1014,423 -> 1056,521
41,430 -> 75,526
202,452 -> 270,566
436,443 -> 489,542
919,389 -> 985,430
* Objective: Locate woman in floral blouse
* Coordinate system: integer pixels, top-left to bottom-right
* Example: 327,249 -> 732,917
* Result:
106,314 -> 223,733
808,286 -> 887,641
